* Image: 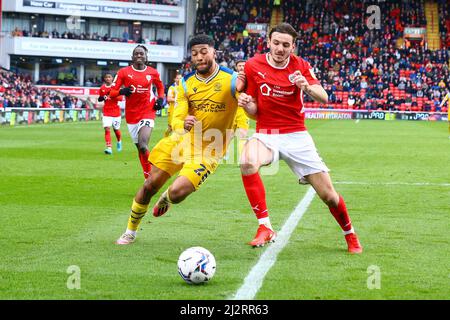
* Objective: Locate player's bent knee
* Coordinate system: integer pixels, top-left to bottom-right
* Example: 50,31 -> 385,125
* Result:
168,186 -> 192,204
240,161 -> 260,175
319,190 -> 339,207
138,144 -> 148,154
143,178 -> 158,196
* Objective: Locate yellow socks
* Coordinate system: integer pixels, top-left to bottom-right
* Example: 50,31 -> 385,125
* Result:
126,199 -> 149,234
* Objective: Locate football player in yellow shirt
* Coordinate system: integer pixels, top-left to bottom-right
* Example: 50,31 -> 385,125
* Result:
164,73 -> 182,137
439,89 -> 450,138
224,60 -> 250,161
116,34 -> 244,244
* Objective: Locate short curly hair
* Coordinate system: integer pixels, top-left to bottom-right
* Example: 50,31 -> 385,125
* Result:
188,34 -> 215,49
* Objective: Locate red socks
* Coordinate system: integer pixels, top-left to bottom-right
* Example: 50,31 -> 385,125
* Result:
105,129 -> 121,147
329,194 -> 353,232
138,150 -> 151,179
242,173 -> 353,234
114,129 -> 121,142
104,129 -> 111,147
242,172 -> 268,219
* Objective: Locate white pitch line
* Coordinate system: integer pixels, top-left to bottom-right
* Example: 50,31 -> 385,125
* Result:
231,186 -> 316,300
334,181 -> 450,187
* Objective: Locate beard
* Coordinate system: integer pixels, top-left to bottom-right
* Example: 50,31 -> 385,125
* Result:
270,50 -> 290,64
194,60 -> 213,75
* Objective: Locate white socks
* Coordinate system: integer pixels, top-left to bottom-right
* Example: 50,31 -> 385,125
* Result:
258,217 -> 273,230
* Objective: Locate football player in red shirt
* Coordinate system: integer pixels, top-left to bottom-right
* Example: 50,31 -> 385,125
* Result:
110,45 -> 165,179
98,73 -> 123,155
238,23 -> 362,253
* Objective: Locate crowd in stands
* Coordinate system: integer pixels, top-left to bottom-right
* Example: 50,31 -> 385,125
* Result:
287,0 -> 449,112
438,0 -> 450,49
10,28 -> 173,46
3,0 -> 449,113
0,70 -> 86,110
187,0 -> 272,71
186,0 -> 449,112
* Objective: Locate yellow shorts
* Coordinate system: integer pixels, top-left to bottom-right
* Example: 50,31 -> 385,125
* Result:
149,136 -> 218,190
233,107 -> 250,130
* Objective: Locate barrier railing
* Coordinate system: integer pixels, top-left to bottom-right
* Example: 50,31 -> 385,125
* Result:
0,108 -> 102,125
0,107 -> 167,126
304,109 -> 448,121
0,108 -> 447,126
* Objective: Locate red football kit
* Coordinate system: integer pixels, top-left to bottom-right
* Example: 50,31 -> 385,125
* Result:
242,53 -> 361,253
99,84 -> 122,117
111,65 -> 165,124
245,53 -> 320,134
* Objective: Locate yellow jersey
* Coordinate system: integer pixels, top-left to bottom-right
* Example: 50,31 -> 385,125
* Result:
171,65 -> 239,159
442,93 -> 450,117
167,83 -> 178,126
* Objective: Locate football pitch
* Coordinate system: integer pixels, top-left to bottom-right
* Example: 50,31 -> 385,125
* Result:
0,118 -> 449,300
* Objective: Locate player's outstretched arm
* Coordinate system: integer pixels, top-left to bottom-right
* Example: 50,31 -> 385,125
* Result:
238,93 -> 257,119
304,84 -> 328,104
167,87 -> 176,103
292,71 -> 328,104
154,72 -> 166,100
109,71 -> 132,98
439,94 -> 448,108
235,71 -> 247,92
152,72 -> 166,111
171,82 -> 190,134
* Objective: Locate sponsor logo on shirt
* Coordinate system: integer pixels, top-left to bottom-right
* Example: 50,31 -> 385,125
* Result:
260,83 -> 271,96
260,83 -> 295,97
214,83 -> 222,92
189,99 -> 226,112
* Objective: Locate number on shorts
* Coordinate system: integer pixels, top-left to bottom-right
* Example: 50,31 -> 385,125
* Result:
194,164 -> 211,186
139,120 -> 151,127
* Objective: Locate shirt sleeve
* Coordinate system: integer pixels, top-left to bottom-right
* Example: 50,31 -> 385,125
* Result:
171,81 -> 189,134
109,70 -> 123,98
167,86 -> 176,102
152,70 -> 165,98
244,62 -> 258,97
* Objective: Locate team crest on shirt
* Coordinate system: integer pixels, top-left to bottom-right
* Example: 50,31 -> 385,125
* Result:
214,83 -> 222,92
193,87 -> 198,93
288,72 -> 299,84
146,75 -> 152,82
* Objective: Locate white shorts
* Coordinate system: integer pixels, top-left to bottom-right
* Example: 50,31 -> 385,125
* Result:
250,131 -> 329,184
127,119 -> 155,144
102,116 -> 121,130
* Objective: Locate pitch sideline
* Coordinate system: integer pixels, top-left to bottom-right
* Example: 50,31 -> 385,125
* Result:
231,186 -> 316,300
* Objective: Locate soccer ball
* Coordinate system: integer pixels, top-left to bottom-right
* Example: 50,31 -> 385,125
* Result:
177,247 -> 216,284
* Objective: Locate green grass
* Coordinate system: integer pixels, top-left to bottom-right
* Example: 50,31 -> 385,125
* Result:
0,118 -> 449,299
